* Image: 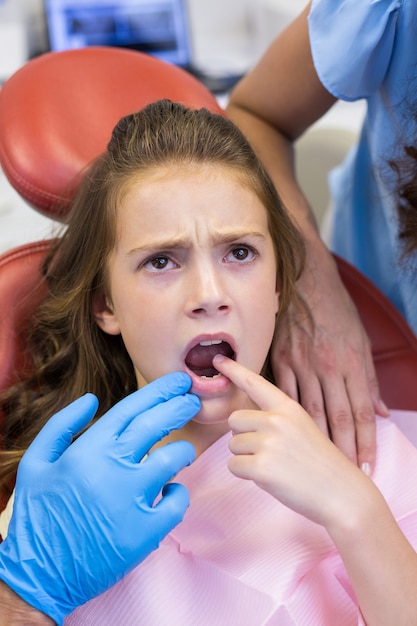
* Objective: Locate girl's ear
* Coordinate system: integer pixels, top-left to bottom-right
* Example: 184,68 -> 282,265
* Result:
92,293 -> 121,336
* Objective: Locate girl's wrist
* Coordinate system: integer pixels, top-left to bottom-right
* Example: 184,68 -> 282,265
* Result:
325,478 -> 387,548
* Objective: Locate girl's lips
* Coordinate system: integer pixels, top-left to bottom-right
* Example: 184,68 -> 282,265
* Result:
185,364 -> 232,396
185,339 -> 235,377
183,334 -> 237,395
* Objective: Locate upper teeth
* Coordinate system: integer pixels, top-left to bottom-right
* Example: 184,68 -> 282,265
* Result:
199,339 -> 222,346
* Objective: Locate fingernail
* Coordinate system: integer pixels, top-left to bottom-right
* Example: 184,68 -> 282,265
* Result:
213,354 -> 225,364
361,462 -> 371,476
378,399 -> 390,416
374,395 -> 389,417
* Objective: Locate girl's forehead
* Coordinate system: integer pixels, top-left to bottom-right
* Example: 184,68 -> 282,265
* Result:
117,163 -> 267,228
123,161 -> 256,190
114,166 -> 271,245
120,166 -> 264,215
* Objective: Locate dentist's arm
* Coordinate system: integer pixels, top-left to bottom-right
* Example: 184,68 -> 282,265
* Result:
213,356 -> 417,626
0,373 -> 200,625
0,581 -> 54,625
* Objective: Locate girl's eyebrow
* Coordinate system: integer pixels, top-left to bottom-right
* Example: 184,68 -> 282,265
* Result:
127,230 -> 266,255
211,230 -> 266,245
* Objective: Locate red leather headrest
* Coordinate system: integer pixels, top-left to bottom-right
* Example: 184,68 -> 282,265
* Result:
0,47 -> 224,220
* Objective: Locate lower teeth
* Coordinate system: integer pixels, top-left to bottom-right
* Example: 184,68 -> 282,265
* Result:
200,373 -> 222,380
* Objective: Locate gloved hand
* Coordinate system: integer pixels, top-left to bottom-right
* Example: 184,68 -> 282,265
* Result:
0,372 -> 199,625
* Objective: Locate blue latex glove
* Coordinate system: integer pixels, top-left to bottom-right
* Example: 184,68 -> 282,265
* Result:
0,372 -> 199,625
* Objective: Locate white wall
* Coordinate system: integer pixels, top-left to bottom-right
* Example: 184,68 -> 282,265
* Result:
0,0 -> 47,70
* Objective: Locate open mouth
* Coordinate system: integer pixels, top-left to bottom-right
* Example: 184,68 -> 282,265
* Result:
185,339 -> 235,378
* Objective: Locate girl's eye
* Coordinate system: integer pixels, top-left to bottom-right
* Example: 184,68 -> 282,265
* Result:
143,255 -> 177,271
225,245 -> 257,263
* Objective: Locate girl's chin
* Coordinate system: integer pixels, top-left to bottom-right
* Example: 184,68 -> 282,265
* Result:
191,410 -> 230,426
192,391 -> 246,426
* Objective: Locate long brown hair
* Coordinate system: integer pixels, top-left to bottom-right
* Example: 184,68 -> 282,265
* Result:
0,99 -> 305,492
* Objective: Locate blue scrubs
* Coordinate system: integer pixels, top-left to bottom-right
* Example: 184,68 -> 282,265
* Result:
308,0 -> 417,333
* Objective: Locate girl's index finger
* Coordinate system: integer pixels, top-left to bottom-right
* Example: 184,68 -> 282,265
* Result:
212,355 -> 290,411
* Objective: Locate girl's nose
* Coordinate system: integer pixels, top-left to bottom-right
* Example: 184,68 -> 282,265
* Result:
186,264 -> 231,317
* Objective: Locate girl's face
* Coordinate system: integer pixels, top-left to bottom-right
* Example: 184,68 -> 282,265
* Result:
95,165 -> 279,427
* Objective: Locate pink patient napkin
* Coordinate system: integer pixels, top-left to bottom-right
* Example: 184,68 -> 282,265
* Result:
66,413 -> 417,626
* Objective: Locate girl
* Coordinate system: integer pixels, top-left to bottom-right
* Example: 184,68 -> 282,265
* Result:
1,100 -> 417,625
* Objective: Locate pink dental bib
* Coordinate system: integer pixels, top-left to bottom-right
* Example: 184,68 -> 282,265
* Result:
66,414 -> 417,626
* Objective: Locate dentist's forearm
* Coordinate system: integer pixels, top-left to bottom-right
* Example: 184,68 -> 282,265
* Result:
0,580 -> 55,626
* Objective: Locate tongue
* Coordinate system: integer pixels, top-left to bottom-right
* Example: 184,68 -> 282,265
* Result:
185,341 -> 234,377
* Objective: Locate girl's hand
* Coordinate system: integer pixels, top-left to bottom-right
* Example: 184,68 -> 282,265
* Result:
213,355 -> 372,529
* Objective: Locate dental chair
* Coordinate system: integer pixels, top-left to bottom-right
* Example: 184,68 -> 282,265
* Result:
0,46 -> 416,422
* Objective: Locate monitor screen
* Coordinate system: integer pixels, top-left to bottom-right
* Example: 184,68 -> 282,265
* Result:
44,0 -> 192,68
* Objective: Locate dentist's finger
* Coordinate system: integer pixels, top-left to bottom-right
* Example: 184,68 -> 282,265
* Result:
23,393 -> 100,464
139,440 -> 196,499
85,372 -> 195,441
119,395 -> 200,462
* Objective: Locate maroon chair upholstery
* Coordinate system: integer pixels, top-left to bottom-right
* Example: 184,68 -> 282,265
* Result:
336,255 -> 417,409
0,47 -> 416,412
0,241 -> 49,394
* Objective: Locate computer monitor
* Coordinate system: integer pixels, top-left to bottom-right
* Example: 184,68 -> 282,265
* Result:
44,0 -> 193,69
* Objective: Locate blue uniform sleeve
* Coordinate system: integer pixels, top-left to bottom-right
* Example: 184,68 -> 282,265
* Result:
308,0 -> 402,101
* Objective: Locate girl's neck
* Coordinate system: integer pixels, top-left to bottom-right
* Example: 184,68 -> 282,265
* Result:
155,420 -> 231,458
